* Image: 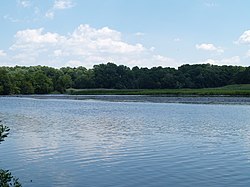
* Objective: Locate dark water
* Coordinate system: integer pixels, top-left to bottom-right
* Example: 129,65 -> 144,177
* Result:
1,97 -> 250,186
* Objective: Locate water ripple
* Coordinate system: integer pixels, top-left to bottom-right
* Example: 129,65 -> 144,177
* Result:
1,97 -> 250,186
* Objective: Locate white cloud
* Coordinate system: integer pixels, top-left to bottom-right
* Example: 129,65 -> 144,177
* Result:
45,0 -> 75,19
152,55 -> 178,67
135,32 -> 145,37
196,43 -> 224,53
153,55 -> 175,63
8,24 -> 176,68
0,50 -> 7,57
53,0 -> 75,9
4,2 -> 43,23
237,30 -> 250,44
53,50 -> 63,57
17,0 -> 31,8
199,56 -> 241,66
66,60 -> 85,67
150,47 -> 155,52
3,15 -> 20,23
13,28 -> 64,44
45,11 -> 54,19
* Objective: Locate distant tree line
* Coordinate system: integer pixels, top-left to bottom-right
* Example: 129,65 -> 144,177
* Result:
0,62 -> 250,95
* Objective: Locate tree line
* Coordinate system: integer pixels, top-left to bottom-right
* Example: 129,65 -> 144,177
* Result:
0,62 -> 250,95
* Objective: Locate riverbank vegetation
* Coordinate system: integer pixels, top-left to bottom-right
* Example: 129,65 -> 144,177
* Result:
1,63 -> 250,95
67,85 -> 250,96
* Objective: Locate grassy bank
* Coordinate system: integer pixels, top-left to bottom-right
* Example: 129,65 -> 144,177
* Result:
66,84 -> 250,96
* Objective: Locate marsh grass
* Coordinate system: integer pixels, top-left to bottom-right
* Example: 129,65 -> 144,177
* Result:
67,84 -> 250,96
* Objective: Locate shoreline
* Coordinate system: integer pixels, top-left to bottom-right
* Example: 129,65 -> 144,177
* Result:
5,94 -> 250,105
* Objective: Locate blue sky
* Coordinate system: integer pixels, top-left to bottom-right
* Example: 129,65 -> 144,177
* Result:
0,0 -> 250,68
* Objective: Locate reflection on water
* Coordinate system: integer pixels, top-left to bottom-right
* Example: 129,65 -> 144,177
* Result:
1,97 -> 250,186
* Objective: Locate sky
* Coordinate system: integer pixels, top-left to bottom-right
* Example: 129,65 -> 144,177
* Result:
1,0 -> 250,68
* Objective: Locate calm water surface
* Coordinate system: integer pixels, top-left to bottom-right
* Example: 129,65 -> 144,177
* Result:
1,97 -> 250,186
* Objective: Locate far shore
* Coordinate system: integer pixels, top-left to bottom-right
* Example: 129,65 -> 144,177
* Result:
5,94 -> 250,105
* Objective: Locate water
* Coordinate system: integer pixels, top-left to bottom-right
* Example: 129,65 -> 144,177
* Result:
1,97 -> 250,186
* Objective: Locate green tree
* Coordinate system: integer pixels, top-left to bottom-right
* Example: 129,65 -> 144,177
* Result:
56,74 -> 72,93
93,63 -> 120,88
9,68 -> 35,94
0,63 -> 250,94
74,68 -> 95,89
235,67 -> 250,84
33,71 -> 53,94
0,68 -> 13,95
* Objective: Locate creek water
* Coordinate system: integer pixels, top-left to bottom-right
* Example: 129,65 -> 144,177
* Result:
1,97 -> 250,186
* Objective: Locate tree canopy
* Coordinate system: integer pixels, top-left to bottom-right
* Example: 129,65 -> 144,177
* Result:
0,63 -> 248,95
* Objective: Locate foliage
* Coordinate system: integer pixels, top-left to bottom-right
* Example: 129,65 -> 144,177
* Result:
0,63 -> 249,95
0,123 -> 10,143
0,121 -> 22,187
0,170 -> 22,187
68,85 -> 250,96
